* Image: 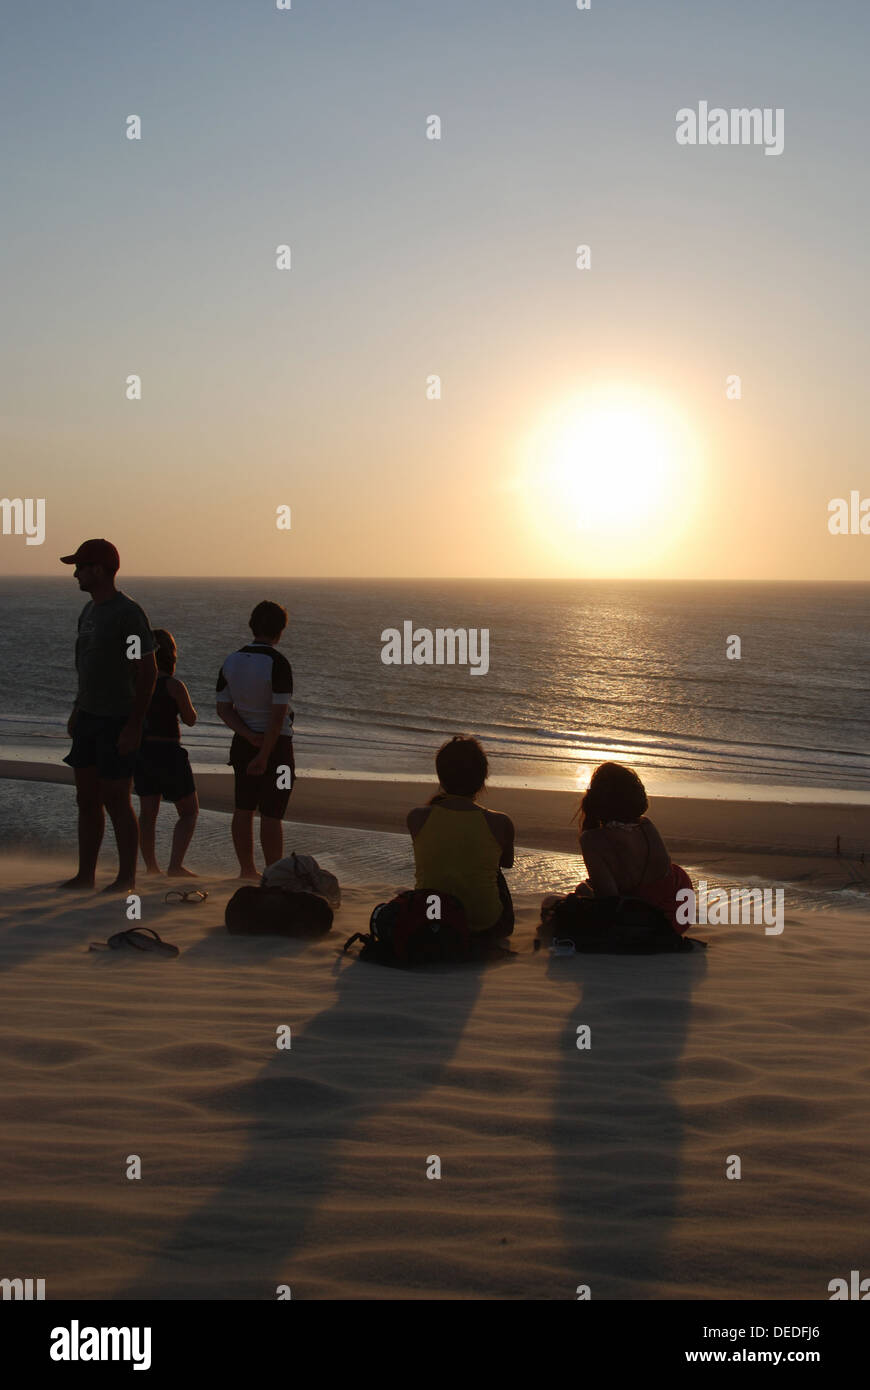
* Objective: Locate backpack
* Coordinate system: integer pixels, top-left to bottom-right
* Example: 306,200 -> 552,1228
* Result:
343,890 -> 473,967
261,852 -> 341,908
225,884 -> 334,937
536,893 -> 704,955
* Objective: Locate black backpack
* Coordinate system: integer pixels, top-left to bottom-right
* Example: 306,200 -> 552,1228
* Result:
343,890 -> 476,967
536,893 -> 704,955
225,884 -> 333,937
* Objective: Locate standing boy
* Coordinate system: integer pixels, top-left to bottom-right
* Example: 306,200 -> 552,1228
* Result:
60,539 -> 157,891
216,601 -> 295,877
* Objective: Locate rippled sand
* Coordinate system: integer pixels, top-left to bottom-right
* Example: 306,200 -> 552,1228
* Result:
1,846 -> 868,1300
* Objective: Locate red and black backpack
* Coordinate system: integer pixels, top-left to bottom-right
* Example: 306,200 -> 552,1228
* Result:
343,889 -> 472,967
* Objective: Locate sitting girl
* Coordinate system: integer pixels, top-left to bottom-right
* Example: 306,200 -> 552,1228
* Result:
572,761 -> 692,933
407,735 -> 515,942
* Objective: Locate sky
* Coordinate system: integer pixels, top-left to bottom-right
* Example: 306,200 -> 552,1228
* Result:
1,0 -> 868,579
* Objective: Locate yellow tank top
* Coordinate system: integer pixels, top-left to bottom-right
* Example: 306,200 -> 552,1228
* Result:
412,803 -> 503,931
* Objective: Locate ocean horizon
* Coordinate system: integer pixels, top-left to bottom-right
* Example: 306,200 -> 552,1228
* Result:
2,576 -> 868,802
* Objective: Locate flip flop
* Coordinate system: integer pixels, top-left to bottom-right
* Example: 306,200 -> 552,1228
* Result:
88,927 -> 179,957
164,889 -> 208,904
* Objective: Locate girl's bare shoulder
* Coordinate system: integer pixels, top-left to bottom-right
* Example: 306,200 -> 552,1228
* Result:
481,807 -> 514,841
640,815 -> 666,842
580,825 -> 609,845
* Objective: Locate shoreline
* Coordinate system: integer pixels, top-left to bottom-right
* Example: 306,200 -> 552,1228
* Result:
7,750 -> 869,806
3,758 -> 869,886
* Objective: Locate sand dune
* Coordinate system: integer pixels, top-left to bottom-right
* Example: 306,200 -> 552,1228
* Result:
1,849 -> 868,1300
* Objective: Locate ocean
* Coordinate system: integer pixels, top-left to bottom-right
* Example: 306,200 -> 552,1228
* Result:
1,577 -> 868,800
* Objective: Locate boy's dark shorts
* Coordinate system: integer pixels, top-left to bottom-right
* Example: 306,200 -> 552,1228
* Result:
134,741 -> 196,803
63,710 -> 137,781
229,733 -> 295,818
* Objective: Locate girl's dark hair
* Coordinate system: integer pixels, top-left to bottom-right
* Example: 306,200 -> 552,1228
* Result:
579,762 -> 648,835
249,600 -> 288,640
431,734 -> 489,801
152,628 -> 177,674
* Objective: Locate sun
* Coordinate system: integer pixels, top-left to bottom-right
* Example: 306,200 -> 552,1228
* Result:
518,386 -> 703,568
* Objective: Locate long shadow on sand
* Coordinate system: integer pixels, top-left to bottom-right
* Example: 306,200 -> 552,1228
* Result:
549,946 -> 707,1299
115,945 -> 486,1298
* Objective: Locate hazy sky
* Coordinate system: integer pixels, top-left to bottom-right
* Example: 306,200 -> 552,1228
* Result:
2,0 -> 868,579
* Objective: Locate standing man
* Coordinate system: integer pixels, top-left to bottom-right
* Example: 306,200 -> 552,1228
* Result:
60,539 -> 157,891
216,600 -> 295,877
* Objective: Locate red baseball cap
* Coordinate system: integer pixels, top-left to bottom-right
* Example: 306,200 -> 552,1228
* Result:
60,539 -> 120,572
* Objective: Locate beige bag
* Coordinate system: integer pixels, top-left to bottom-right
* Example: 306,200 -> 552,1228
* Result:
261,852 -> 341,908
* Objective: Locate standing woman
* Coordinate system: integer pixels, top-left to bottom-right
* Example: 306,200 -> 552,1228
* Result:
575,762 -> 692,933
408,735 -> 515,942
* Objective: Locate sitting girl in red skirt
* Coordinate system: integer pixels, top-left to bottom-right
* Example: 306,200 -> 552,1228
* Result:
572,762 -> 692,933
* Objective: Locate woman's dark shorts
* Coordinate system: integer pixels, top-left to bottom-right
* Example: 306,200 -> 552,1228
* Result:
229,733 -> 295,818
63,711 -> 137,781
134,741 -> 196,803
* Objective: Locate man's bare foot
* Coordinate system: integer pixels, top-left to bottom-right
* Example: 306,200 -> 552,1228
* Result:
167,865 -> 197,878
237,868 -> 260,881
102,878 -> 136,894
143,864 -> 162,876
59,875 -> 95,891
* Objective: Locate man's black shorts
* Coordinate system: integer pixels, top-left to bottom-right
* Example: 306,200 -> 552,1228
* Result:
134,741 -> 196,803
63,710 -> 137,781
229,733 -> 295,818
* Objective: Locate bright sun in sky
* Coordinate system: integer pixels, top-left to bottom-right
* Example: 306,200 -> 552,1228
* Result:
518,386 -> 703,572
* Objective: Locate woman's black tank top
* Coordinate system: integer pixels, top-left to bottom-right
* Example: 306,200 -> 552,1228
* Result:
143,675 -> 180,740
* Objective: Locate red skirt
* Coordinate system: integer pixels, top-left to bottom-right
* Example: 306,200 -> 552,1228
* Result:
634,864 -> 693,933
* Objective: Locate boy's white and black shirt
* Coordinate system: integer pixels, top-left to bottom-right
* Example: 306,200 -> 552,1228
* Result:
215,643 -> 294,735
